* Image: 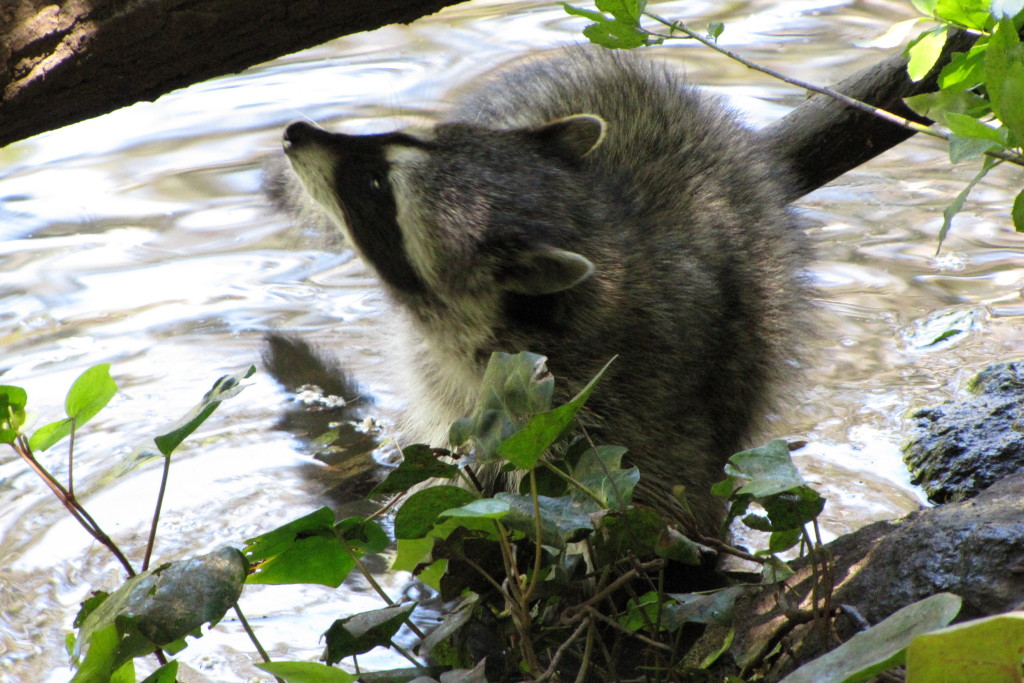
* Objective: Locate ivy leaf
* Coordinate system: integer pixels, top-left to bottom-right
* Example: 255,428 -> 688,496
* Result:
256,661 -> 357,683
369,444 -> 459,497
65,364 -> 117,427
154,365 -> 255,456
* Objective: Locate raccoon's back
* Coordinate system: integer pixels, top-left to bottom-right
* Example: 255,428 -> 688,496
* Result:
448,47 -> 788,224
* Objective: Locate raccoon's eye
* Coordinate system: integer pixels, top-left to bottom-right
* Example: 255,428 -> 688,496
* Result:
369,173 -> 387,193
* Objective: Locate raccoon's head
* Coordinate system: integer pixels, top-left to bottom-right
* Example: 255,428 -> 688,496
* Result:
281,115 -> 608,313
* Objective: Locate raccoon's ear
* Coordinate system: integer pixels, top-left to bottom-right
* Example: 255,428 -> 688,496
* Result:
534,114 -> 607,159
502,246 -> 595,295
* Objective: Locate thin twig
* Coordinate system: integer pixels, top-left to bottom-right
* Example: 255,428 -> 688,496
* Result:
233,603 -> 285,683
645,13 -> 1024,167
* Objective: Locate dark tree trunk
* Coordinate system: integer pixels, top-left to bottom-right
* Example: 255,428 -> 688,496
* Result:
0,0 -> 469,148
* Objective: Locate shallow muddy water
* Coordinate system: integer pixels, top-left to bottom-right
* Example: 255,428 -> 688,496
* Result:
1,0 -> 1023,680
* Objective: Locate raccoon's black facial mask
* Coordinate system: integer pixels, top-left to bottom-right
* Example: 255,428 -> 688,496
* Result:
283,121 -> 429,295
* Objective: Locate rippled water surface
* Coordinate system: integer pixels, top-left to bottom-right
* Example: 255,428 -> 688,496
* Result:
2,0 -> 1023,680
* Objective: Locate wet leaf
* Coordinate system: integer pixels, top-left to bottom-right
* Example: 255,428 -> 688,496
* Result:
154,365 -> 255,456
74,548 -> 247,676
778,593 -> 962,683
322,603 -> 416,663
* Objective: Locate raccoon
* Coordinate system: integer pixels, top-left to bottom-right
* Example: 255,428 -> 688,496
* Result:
277,46 -> 811,537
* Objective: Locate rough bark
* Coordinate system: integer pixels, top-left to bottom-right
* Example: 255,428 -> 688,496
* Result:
704,472 -> 1024,680
0,0 -> 469,148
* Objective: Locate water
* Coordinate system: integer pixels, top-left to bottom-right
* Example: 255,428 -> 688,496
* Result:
2,0 -> 1023,680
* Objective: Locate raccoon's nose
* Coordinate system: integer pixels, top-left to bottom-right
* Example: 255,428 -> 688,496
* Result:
283,121 -> 324,150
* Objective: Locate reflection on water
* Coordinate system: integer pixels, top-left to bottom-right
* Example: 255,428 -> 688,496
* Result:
2,0 -> 1023,680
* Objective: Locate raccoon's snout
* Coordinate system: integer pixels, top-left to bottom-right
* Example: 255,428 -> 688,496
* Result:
283,120 -> 330,151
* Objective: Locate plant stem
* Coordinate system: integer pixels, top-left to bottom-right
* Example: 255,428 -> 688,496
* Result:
14,437 -> 136,576
233,603 -> 285,683
339,537 -> 428,640
142,454 -> 172,572
67,418 -> 76,498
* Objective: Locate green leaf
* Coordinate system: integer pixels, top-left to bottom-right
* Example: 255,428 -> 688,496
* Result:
65,364 -> 117,426
593,507 -> 665,566
572,444 -> 639,509
562,4 -> 649,49
938,42 -> 988,91
986,18 -> 1024,140
906,25 -> 949,81
761,556 -> 796,584
245,508 -> 356,587
768,527 -> 803,554
322,603 -> 416,664
140,661 -> 178,683
911,0 -> 938,15
28,417 -> 74,452
906,611 -> 1024,680
723,440 -> 806,499
394,486 -> 477,539
496,492 -> 595,546
779,593 -> 962,683
938,156 -> 997,250
949,134 -> 1000,162
0,385 -> 27,444
708,21 -> 725,40
945,111 -> 1005,143
595,0 -> 646,24
70,622 -> 121,683
439,498 -> 511,520
369,444 -> 459,496
244,507 -> 335,563
1013,189 -> 1024,231
336,517 -> 388,555
256,661 -> 357,683
935,0 -> 993,28
904,89 -> 992,125
496,356 -> 614,469
153,365 -> 255,456
392,537 -> 435,573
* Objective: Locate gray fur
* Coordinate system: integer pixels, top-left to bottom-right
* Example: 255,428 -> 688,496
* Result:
280,46 -> 812,536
